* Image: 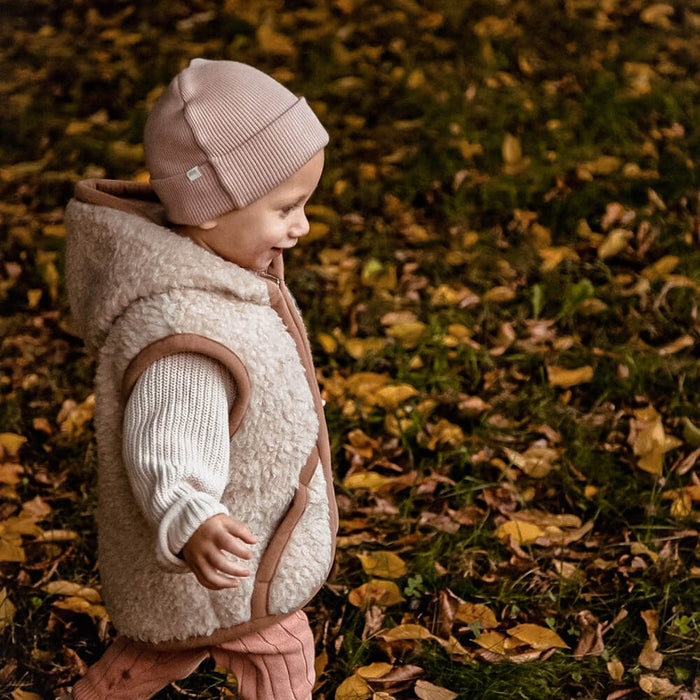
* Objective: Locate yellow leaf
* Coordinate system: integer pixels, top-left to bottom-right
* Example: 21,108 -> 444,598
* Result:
346,372 -> 392,399
318,333 -> 338,354
344,337 -> 386,359
414,680 -> 458,700
43,581 -> 102,604
345,429 -> 379,459
0,588 -> 16,631
537,246 -> 580,273
0,463 -> 24,485
0,433 -> 27,457
455,602 -> 498,629
355,663 -> 393,680
657,335 -> 694,356
12,691 -> 43,700
597,228 -> 632,259
0,537 -> 25,562
495,520 -> 544,545
502,134 -> 522,165
27,289 -> 42,308
256,25 -> 297,56
406,69 -> 426,89
57,394 -> 95,437
426,419 -> 464,450
21,495 -> 52,521
641,255 -> 679,281
630,406 -> 682,475
373,384 -> 419,410
639,674 -> 681,697
503,446 -> 559,478
343,471 -> 390,492
348,580 -> 405,608
379,623 -> 434,641
335,674 -> 371,700
546,365 -> 594,388
483,286 -> 516,303
607,657 -> 624,681
358,551 -> 407,579
457,140 -> 484,160
582,156 -> 622,175
2,517 -> 43,538
640,4 -> 675,28
507,623 -> 568,649
473,630 -> 507,654
52,596 -> 109,621
385,321 -> 428,349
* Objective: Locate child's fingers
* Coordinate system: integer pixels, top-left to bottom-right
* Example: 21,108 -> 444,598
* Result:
194,565 -> 241,591
223,517 -> 257,544
217,531 -> 254,560
206,549 -> 251,579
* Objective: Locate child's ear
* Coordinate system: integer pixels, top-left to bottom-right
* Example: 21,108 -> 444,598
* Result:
199,220 -> 217,230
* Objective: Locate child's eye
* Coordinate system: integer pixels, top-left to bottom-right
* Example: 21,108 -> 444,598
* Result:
280,203 -> 300,217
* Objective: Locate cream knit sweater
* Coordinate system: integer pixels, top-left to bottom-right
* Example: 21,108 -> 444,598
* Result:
123,352 -> 236,564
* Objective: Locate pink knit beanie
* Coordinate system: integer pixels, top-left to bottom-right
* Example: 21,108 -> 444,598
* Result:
144,58 -> 329,225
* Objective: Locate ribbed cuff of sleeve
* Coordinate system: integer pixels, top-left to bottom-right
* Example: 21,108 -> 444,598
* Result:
156,494 -> 230,571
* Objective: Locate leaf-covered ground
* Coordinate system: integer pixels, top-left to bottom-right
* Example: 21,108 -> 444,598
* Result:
1,1 -> 699,698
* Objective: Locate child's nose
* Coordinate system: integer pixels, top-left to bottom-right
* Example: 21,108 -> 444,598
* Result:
290,210 -> 310,238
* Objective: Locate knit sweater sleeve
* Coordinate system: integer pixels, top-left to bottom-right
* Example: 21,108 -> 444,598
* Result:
122,352 -> 236,570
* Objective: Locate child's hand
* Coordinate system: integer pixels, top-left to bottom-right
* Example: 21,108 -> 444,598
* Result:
181,514 -> 257,590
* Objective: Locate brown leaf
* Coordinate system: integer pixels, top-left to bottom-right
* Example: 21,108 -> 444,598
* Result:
455,602 -> 498,629
607,657 -> 625,681
335,674 -> 371,700
0,588 -> 16,631
546,365 -> 594,388
348,580 -> 405,608
414,680 -> 458,700
638,674 -> 681,697
573,610 -> 605,659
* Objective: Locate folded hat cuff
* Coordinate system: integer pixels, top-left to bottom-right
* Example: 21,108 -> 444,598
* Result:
150,97 -> 329,226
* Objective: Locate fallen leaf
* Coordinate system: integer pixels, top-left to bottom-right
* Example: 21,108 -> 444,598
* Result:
638,636 -> 663,670
379,623 -> 434,641
343,472 -> 391,492
0,433 -> 27,457
348,580 -> 405,608
256,25 -> 296,56
43,581 -> 102,604
426,420 -> 465,450
11,691 -> 43,700
495,519 -> 544,545
503,446 -> 559,478
473,630 -> 507,655
356,663 -> 393,680
0,588 -> 16,631
358,551 -> 407,579
385,321 -> 428,348
607,657 -> 625,681
546,365 -> 594,388
628,406 -> 683,475
455,602 -> 498,629
52,596 -> 109,621
597,229 -> 632,259
373,385 -> 420,410
507,623 -> 569,649
638,674 -> 681,697
335,674 -> 371,700
414,680 -> 458,700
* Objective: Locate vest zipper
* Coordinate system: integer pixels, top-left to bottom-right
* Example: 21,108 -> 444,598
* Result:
256,270 -> 281,287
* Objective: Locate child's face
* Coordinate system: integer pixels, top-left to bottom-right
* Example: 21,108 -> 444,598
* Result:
184,150 -> 324,271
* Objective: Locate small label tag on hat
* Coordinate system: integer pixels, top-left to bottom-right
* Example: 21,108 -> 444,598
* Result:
186,166 -> 202,182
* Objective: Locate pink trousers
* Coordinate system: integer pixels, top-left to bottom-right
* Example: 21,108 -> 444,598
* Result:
71,610 -> 315,700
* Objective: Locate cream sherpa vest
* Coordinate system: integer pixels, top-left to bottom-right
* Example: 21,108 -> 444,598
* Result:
64,181 -> 337,646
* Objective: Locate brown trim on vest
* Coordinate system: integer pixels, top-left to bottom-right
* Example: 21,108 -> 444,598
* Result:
75,179 -> 167,226
254,261 -> 339,610
250,446 -> 320,617
121,334 -> 251,439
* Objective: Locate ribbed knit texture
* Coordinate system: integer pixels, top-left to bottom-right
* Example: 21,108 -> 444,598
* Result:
144,59 -> 329,225
122,352 -> 236,568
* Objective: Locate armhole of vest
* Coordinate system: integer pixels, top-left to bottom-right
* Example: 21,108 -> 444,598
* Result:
121,333 -> 251,439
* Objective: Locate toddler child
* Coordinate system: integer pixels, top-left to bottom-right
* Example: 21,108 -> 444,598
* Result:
63,58 -> 338,700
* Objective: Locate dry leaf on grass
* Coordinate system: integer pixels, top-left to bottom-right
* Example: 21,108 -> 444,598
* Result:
348,579 -> 405,608
357,551 -> 407,579
414,679 -> 458,700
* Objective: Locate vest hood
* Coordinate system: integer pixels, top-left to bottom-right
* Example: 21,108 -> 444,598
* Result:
64,179 -> 271,354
